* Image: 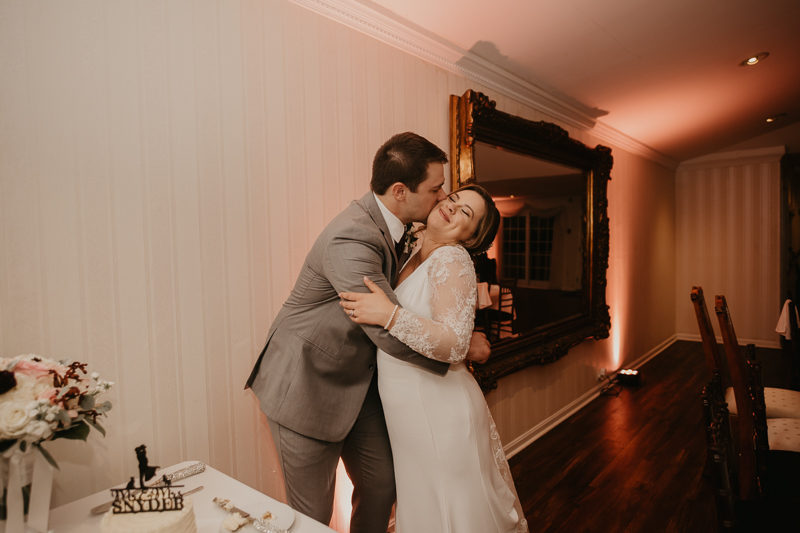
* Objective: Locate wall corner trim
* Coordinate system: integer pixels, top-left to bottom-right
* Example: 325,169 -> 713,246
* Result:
677,145 -> 787,172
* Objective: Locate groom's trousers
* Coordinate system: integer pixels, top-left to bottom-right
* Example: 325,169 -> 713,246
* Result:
267,396 -> 396,533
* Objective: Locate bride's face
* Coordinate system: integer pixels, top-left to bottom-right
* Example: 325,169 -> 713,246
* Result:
426,190 -> 486,244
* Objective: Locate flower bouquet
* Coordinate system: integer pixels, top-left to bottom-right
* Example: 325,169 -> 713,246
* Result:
0,354 -> 113,532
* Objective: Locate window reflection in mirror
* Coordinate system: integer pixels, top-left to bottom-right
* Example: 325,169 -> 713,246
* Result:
473,141 -> 587,342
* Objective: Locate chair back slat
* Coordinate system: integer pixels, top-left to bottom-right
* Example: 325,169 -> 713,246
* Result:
488,278 -> 516,341
745,345 -> 770,498
714,295 -> 758,501
702,377 -> 738,531
691,286 -> 723,375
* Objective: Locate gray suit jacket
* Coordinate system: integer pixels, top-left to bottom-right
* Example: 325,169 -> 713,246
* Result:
246,192 -> 449,442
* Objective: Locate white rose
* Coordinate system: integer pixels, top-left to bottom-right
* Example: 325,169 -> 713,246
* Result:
0,400 -> 33,440
25,420 -> 53,442
32,377 -> 53,398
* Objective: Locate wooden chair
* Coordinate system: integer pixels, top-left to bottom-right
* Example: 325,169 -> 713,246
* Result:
746,349 -> 800,499
486,278 -> 516,342
788,299 -> 800,391
701,371 -> 738,531
691,286 -> 725,374
714,295 -> 800,502
691,287 -> 800,420
714,295 -> 760,501
701,370 -> 800,531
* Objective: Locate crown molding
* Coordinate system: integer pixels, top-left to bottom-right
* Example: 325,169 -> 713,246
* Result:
592,121 -> 678,170
677,145 -> 786,171
288,0 -> 675,169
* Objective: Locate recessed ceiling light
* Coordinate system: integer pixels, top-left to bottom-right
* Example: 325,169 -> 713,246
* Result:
766,113 -> 787,123
740,52 -> 769,66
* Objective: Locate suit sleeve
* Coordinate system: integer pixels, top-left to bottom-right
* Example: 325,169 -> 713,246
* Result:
322,225 -> 450,375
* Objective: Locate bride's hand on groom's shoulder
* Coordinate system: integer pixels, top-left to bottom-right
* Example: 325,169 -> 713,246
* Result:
339,277 -> 397,328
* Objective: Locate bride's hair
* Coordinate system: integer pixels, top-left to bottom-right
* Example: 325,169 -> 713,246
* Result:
453,184 -> 500,257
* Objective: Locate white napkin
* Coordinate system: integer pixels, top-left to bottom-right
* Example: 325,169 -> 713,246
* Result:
776,299 -> 800,339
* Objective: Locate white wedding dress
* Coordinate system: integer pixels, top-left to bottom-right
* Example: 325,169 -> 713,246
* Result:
378,244 -> 528,533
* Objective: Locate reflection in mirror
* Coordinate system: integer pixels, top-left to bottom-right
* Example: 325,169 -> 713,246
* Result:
473,142 -> 586,341
450,89 -> 612,393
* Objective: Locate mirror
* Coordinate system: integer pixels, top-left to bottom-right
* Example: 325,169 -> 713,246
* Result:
475,141 -> 586,336
450,90 -> 612,392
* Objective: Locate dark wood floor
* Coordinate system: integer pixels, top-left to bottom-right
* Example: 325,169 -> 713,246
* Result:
508,340 -> 793,533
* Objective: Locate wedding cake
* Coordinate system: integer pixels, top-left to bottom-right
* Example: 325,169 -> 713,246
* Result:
100,495 -> 197,533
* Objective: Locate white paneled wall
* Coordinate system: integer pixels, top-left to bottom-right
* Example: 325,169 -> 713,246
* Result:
0,0 -> 466,509
675,148 -> 783,347
0,0 -> 677,521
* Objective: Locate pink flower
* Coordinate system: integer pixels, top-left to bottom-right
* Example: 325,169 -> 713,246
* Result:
37,388 -> 58,403
14,360 -> 53,380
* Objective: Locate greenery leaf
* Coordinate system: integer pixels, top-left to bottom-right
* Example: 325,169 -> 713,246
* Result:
51,420 -> 90,442
56,409 -> 72,426
35,444 -> 60,470
80,394 -> 96,410
84,418 -> 106,437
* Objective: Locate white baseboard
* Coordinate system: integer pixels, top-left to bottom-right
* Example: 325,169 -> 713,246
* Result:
503,334 -> 678,459
675,333 -> 781,350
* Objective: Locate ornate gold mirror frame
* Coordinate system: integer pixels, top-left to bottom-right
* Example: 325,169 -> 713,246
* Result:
451,89 -> 612,392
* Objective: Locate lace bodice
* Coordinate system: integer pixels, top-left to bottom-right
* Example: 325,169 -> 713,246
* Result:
388,245 -> 477,364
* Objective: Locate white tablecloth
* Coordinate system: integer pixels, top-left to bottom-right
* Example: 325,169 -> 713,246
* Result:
48,461 -> 335,533
776,298 -> 800,339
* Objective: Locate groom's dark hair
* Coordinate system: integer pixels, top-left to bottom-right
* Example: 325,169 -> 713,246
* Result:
371,132 -> 448,195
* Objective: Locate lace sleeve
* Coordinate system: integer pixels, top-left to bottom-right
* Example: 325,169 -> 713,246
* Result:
388,246 -> 477,363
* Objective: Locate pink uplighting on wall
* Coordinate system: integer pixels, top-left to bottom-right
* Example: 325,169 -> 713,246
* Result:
608,246 -> 626,371
609,307 -> 622,368
331,459 -> 353,532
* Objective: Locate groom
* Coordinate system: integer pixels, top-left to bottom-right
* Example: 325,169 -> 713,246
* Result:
245,132 -> 491,533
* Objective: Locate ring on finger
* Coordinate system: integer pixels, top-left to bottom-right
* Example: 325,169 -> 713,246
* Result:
349,310 -> 354,317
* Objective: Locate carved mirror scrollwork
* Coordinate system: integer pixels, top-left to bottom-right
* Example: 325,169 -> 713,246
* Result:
450,90 -> 612,393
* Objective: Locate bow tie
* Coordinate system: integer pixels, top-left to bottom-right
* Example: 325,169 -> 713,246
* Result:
395,223 -> 412,259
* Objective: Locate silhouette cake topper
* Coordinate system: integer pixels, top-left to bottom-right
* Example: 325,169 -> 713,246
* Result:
109,445 -> 185,514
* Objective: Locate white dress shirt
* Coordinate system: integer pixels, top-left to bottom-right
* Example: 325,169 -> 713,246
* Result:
373,192 -> 405,244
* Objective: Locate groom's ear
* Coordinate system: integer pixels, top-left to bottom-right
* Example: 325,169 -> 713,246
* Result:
390,182 -> 406,202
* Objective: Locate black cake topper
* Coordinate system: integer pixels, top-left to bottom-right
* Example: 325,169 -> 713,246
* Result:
110,445 -> 184,514
135,444 -> 159,488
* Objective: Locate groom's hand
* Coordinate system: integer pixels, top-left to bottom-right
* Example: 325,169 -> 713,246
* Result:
465,332 -> 491,364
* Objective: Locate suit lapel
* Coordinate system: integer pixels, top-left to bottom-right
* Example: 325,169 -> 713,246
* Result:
357,192 -> 400,279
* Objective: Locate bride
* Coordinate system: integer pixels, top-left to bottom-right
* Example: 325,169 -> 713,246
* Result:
339,184 -> 529,533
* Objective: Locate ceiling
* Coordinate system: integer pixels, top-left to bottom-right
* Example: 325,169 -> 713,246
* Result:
364,0 -> 800,162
